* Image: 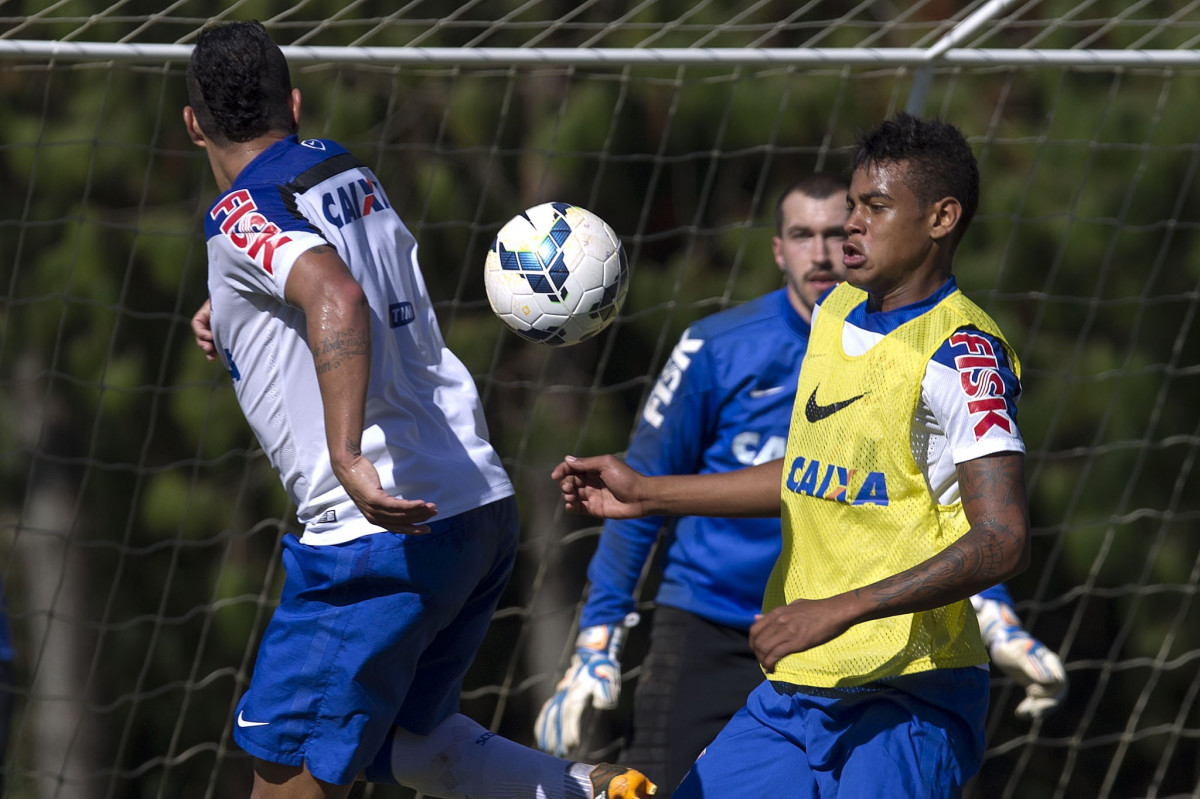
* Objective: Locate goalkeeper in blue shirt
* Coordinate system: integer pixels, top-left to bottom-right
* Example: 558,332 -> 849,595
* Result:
534,173 -> 1067,795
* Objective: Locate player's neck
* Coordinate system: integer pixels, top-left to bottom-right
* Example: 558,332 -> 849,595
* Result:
209,132 -> 291,192
867,261 -> 953,312
785,287 -> 814,325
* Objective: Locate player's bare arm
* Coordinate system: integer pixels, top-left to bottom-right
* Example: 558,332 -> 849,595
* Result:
851,452 -> 1030,611
191,298 -> 217,360
554,455 -> 782,519
751,452 -> 1030,671
285,245 -> 436,532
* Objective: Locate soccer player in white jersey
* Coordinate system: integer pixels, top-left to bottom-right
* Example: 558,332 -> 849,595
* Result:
184,21 -> 655,799
551,114 -> 1045,796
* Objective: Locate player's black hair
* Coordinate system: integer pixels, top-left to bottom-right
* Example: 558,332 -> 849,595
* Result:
186,21 -> 296,145
774,172 -> 850,233
852,112 -> 979,241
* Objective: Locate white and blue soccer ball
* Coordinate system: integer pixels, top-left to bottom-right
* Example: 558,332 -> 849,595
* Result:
484,202 -> 629,347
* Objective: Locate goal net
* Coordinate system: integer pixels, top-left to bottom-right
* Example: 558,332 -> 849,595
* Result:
1,3 -> 1198,798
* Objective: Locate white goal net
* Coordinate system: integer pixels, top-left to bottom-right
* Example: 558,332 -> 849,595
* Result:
1,2 -> 1199,798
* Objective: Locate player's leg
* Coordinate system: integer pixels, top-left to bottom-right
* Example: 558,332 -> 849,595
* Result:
672,681 -> 817,798
234,499 -> 524,788
620,607 -> 763,795
364,498 -> 655,798
373,714 -> 655,798
250,759 -> 352,799
377,496 -> 521,736
807,668 -> 989,799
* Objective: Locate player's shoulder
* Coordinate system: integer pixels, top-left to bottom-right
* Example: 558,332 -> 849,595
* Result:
668,290 -> 808,394
931,325 -> 1017,373
215,136 -> 358,206
238,136 -> 355,190
204,137 -> 357,241
689,289 -> 789,341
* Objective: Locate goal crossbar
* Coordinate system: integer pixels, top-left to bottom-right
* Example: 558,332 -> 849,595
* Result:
0,41 -> 1197,68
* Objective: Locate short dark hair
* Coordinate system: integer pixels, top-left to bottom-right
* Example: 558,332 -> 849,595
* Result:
852,113 -> 979,240
774,172 -> 850,233
186,21 -> 295,145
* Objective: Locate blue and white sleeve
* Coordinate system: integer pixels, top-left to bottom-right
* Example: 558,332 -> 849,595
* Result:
929,328 -> 1024,608
205,185 -> 328,303
926,326 -> 1025,463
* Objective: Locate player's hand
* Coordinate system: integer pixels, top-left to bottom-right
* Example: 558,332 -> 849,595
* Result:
749,596 -> 854,673
191,299 -> 217,360
534,623 -> 627,756
552,455 -> 649,519
973,597 -> 1068,719
334,455 -> 437,534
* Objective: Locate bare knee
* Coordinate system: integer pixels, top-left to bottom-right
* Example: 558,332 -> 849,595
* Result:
251,759 -> 353,799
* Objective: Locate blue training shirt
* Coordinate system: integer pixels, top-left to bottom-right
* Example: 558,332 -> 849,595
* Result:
582,289 -> 807,631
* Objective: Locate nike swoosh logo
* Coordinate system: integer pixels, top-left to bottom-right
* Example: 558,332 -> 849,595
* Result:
804,385 -> 867,422
748,386 -> 786,399
237,711 -> 270,728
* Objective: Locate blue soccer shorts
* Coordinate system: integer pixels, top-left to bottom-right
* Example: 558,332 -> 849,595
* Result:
232,496 -> 519,786
674,667 -> 989,798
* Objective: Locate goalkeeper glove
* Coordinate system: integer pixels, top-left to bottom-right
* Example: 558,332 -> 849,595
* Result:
973,596 -> 1068,720
535,614 -> 637,756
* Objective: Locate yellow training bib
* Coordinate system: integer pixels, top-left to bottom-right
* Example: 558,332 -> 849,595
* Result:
765,282 -> 1020,688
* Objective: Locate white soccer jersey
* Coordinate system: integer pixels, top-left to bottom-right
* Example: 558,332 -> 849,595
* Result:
204,136 -> 512,544
813,278 -> 1025,506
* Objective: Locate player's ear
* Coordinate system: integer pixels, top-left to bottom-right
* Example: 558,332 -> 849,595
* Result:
182,106 -> 207,149
929,196 -> 962,242
772,236 -> 785,270
289,88 -> 302,131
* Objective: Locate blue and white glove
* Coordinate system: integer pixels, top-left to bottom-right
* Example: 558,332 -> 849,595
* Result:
535,615 -> 636,756
973,596 -> 1068,720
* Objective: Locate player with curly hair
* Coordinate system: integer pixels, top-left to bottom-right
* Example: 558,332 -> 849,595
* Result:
185,20 -> 655,799
551,113 -> 1044,797
536,170 -> 1065,795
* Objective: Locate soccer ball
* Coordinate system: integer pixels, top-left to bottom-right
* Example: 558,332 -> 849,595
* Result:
484,202 -> 629,346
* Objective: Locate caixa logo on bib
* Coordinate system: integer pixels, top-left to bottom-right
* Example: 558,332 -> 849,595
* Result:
785,456 -> 889,506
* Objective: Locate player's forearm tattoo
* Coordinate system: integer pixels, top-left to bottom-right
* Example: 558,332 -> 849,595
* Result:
314,328 -> 369,375
858,454 -> 1028,614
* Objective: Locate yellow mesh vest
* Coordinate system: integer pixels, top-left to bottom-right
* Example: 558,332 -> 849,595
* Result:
765,282 -> 1021,688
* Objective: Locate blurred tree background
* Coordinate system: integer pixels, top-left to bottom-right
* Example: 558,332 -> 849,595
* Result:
1,1 -> 1198,797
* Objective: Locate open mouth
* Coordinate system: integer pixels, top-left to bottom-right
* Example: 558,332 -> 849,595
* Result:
842,242 -> 864,268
